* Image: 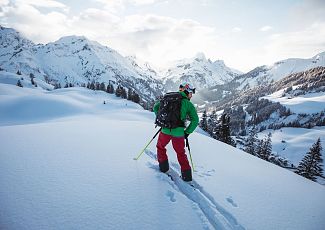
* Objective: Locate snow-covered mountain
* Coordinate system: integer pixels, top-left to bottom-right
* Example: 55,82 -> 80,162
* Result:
234,52 -> 325,90
0,82 -> 324,229
125,55 -> 161,80
162,52 -> 242,91
0,26 -> 40,75
194,52 -> 325,105
0,26 -> 163,102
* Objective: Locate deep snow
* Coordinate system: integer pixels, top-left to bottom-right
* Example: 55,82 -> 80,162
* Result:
263,89 -> 325,114
0,84 -> 325,230
259,127 -> 325,168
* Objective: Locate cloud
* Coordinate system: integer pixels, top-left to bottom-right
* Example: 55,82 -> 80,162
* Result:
0,0 -> 9,6
131,0 -> 156,5
105,14 -> 218,68
265,22 -> 325,62
289,0 -> 325,29
93,0 -> 159,12
0,1 -> 219,69
232,27 -> 242,33
92,0 -> 124,13
259,26 -> 272,32
0,2 -> 69,43
8,0 -> 70,12
19,0 -> 67,9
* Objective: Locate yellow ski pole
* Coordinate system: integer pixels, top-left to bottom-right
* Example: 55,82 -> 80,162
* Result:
133,128 -> 162,160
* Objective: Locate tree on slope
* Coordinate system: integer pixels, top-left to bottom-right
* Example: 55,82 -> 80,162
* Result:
132,92 -> 140,103
16,79 -> 23,87
115,85 -> 122,97
106,83 -> 114,94
256,133 -> 272,161
121,87 -> 127,99
244,126 -> 258,155
216,113 -> 236,147
207,111 -> 218,139
295,138 -> 324,182
200,110 -> 208,132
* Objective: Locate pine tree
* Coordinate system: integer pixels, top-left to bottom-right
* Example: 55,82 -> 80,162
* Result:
29,73 -> 35,85
121,87 -> 127,99
295,138 -> 324,181
90,82 -> 95,90
95,82 -> 100,90
207,111 -> 218,138
100,82 -> 106,91
16,79 -> 23,87
110,84 -> 115,94
255,139 -> 263,158
127,88 -> 133,101
216,114 -> 236,147
200,110 -> 208,132
44,75 -> 50,84
257,133 -> 272,161
54,83 -> 61,89
133,92 -> 140,103
115,85 -> 122,97
244,126 -> 258,155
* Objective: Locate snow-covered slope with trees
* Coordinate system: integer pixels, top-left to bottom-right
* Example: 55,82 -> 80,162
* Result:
0,82 -> 324,230
259,127 -> 325,167
200,66 -> 325,181
0,26 -> 163,103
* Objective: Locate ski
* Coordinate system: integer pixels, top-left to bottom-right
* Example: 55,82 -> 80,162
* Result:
166,171 -> 196,190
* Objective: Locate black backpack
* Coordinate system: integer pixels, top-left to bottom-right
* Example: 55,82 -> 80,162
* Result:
155,92 -> 185,129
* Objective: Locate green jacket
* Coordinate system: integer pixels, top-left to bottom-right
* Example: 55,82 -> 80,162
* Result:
153,91 -> 199,137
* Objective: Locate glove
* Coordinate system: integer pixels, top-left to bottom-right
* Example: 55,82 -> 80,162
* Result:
184,133 -> 190,139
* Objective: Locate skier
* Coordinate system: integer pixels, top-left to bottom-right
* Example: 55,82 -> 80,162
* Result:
153,83 -> 199,181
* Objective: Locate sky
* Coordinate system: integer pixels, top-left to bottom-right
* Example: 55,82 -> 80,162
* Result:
0,0 -> 325,72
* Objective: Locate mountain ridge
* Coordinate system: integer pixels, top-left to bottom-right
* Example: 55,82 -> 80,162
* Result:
162,52 -> 242,91
0,26 -> 163,103
1,25 -> 325,106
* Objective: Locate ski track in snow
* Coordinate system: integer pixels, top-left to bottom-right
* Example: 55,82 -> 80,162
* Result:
145,150 -> 245,230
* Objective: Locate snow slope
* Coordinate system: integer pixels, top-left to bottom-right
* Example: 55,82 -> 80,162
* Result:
259,127 -> 325,167
0,84 -> 325,230
263,90 -> 325,114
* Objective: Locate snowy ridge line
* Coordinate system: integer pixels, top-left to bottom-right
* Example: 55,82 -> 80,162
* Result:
145,150 -> 245,230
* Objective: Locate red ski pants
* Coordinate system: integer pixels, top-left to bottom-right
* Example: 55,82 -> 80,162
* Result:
156,132 -> 191,172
